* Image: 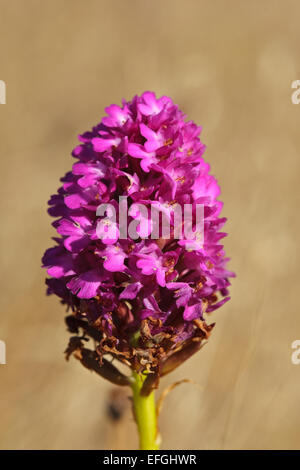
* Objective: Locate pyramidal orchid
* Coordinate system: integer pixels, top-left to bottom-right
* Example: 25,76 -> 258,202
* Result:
42,91 -> 235,449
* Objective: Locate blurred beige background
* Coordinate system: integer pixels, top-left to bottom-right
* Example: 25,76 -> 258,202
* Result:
0,0 -> 299,450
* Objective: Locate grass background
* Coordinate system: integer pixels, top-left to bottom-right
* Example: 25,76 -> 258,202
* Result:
0,0 -> 299,449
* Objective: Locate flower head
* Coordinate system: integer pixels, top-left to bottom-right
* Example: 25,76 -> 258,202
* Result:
42,91 -> 235,393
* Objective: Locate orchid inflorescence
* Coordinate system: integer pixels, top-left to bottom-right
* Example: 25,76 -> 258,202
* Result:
42,91 -> 234,398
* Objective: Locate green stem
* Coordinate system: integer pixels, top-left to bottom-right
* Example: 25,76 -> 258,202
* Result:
131,371 -> 159,450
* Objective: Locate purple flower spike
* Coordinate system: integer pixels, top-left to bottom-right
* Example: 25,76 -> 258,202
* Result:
42,91 -> 235,393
